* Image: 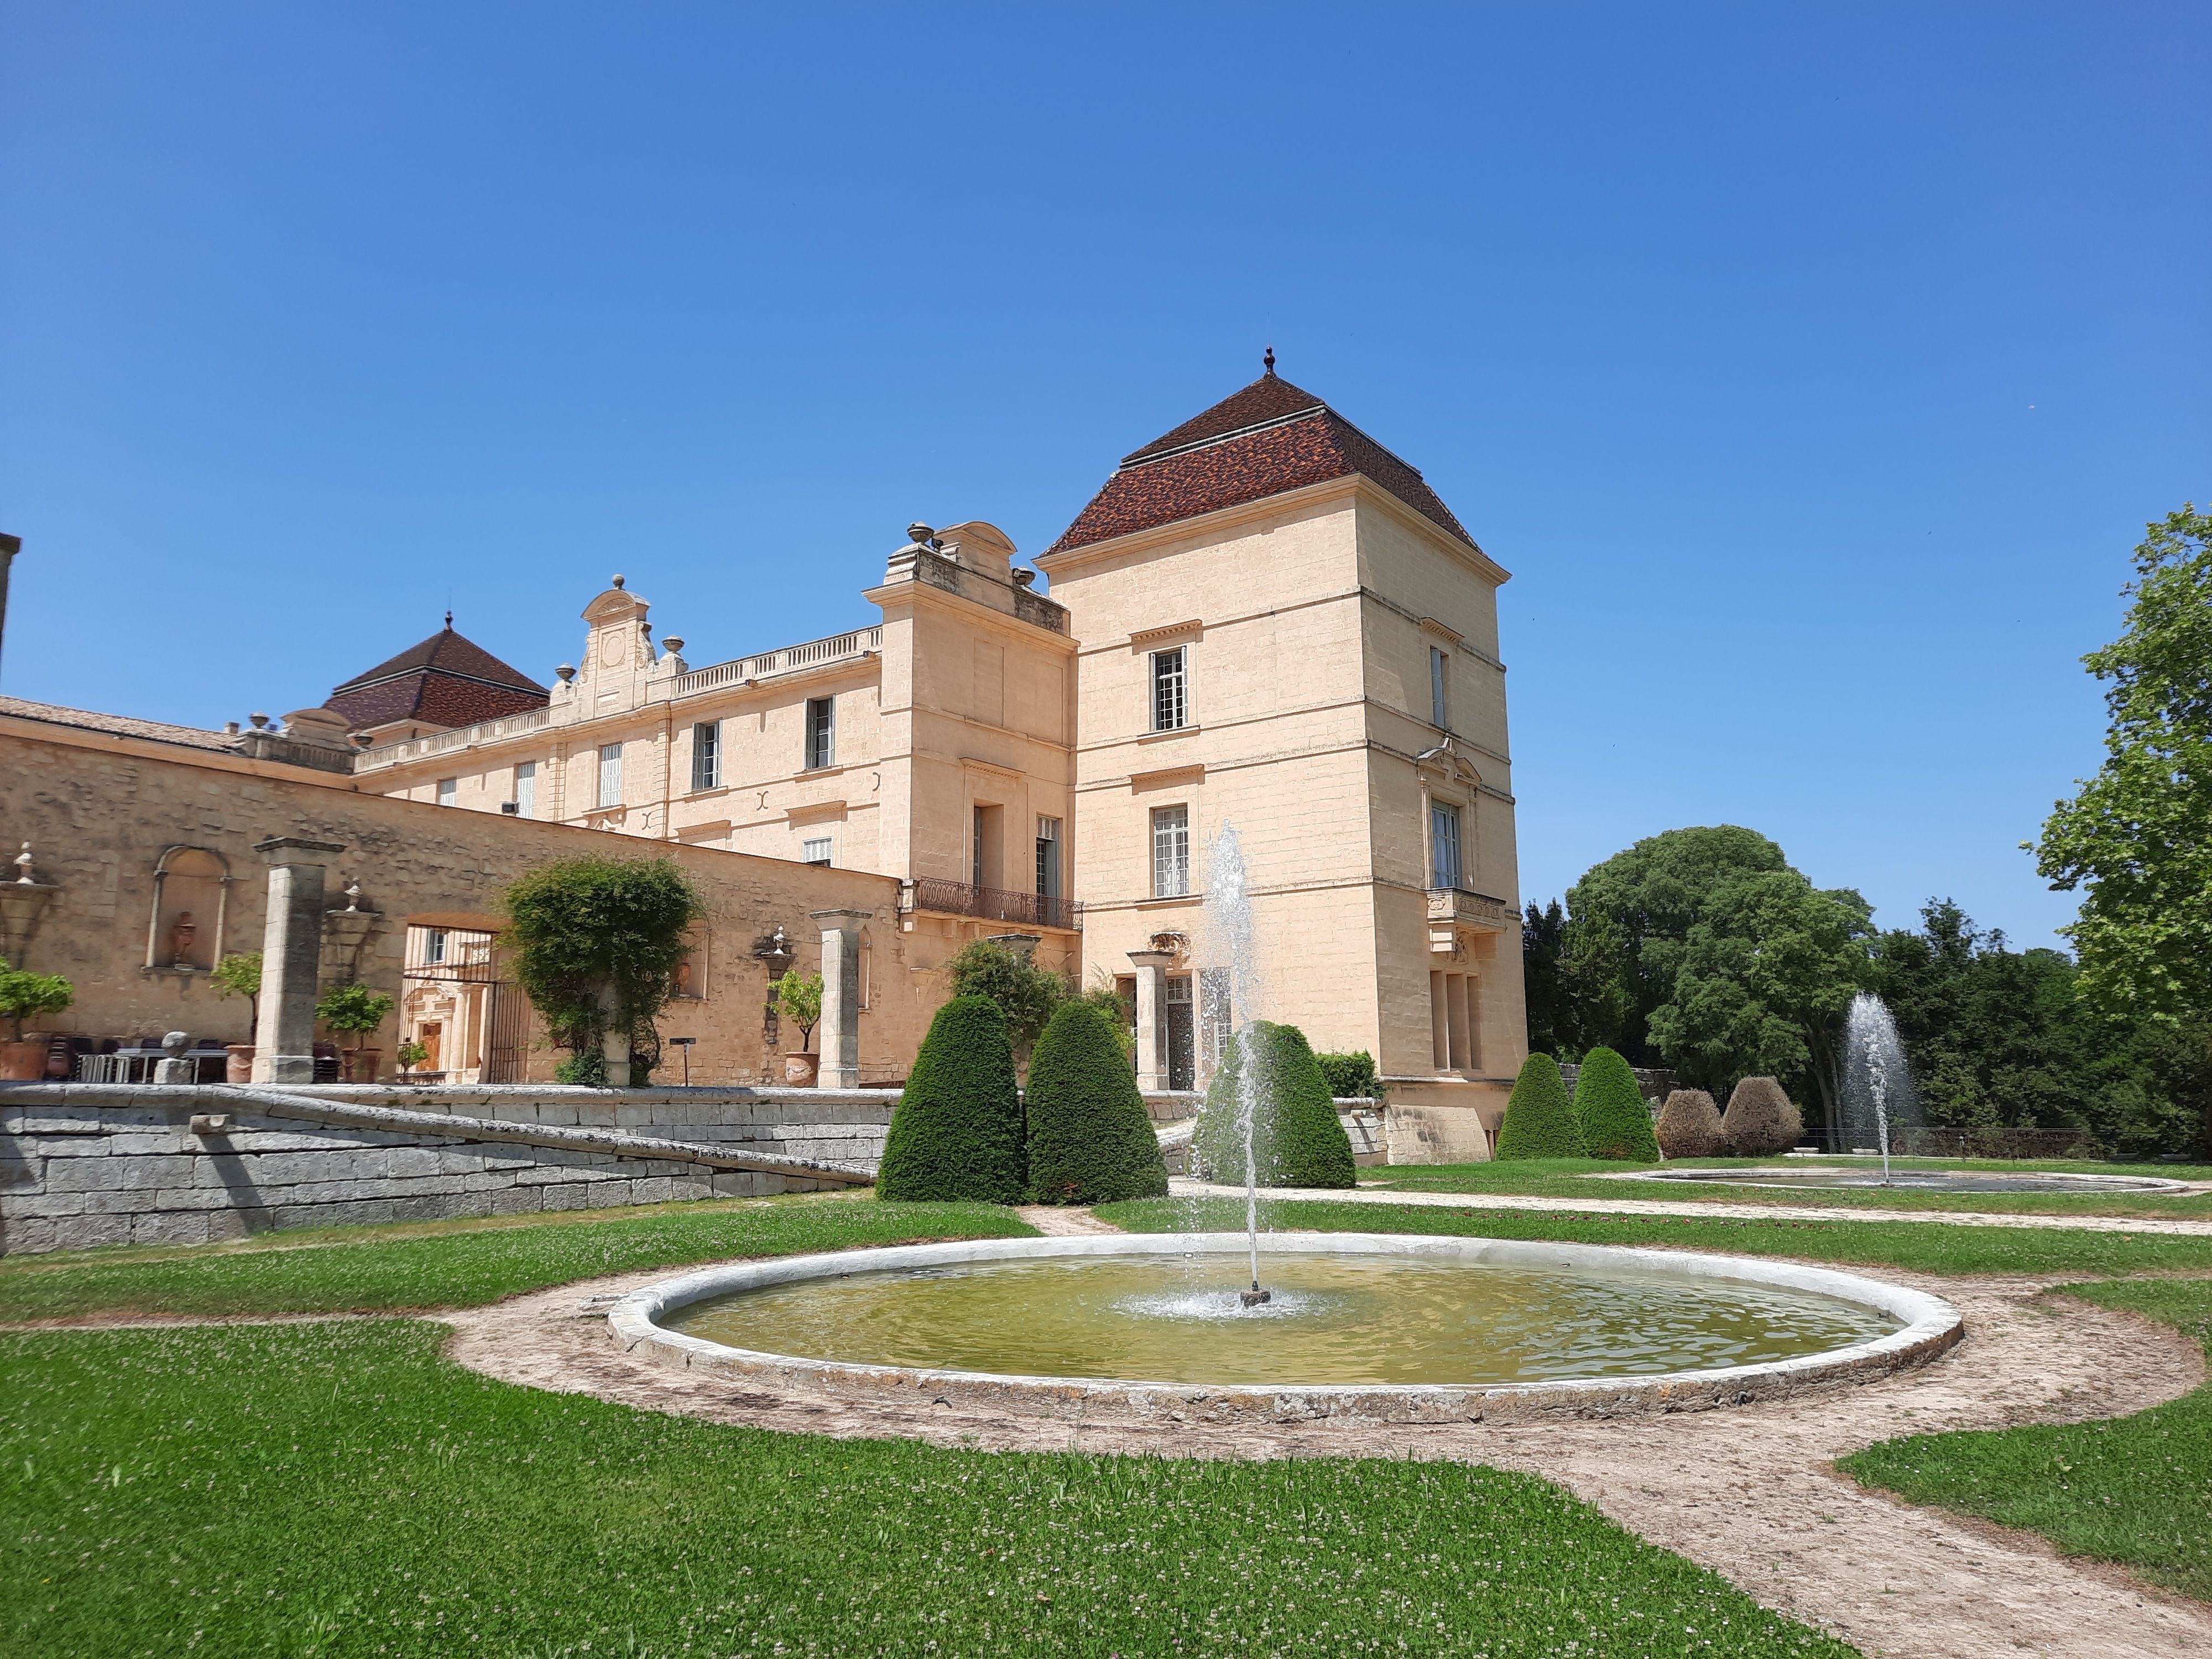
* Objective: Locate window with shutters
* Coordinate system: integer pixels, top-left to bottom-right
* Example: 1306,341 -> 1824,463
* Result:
1430,645 -> 1450,729
1035,816 -> 1061,898
436,778 -> 457,808
1430,801 -> 1462,891
598,743 -> 624,808
513,761 -> 536,818
691,721 -> 721,791
802,837 -> 832,867
805,697 -> 836,769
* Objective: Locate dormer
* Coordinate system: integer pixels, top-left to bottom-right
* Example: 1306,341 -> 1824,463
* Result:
573,576 -> 659,714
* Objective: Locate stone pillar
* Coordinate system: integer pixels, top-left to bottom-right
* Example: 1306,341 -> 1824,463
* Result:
600,1000 -> 632,1089
249,838 -> 345,1084
1127,950 -> 1175,1094
810,909 -> 872,1088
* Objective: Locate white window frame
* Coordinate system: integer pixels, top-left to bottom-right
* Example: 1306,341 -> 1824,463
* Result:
1151,804 -> 1191,898
513,761 -> 536,819
1430,800 -> 1463,891
805,697 -> 836,769
692,721 -> 722,791
598,742 -> 624,808
801,836 -> 832,867
1150,647 -> 1188,733
435,777 -> 457,808
1035,815 -> 1061,898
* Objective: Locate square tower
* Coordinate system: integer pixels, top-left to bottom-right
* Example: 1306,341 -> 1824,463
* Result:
1036,367 -> 1526,1157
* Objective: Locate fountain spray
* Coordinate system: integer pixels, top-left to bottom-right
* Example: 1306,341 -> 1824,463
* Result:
1842,993 -> 1922,1188
1204,825 -> 1270,1306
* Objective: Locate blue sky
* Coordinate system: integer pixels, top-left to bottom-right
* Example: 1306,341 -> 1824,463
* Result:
3,3 -> 2205,947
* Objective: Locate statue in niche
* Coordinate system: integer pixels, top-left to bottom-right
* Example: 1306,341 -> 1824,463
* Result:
673,958 -> 693,999
169,912 -> 197,969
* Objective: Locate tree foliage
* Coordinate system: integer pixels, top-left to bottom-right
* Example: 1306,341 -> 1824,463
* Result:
1573,1046 -> 1660,1161
876,996 -> 1027,1203
314,983 -> 393,1036
942,938 -> 1069,1056
1655,1089 -> 1724,1158
1493,1052 -> 1583,1160
1520,902 -> 1633,1062
2036,506 -> 2212,1026
501,858 -> 701,1058
1022,1001 -> 1169,1204
1193,1021 -> 1357,1189
210,953 -> 262,1027
0,960 -> 74,1041
1720,1076 -> 1802,1156
775,972 -> 823,1050
1314,1050 -> 1381,1100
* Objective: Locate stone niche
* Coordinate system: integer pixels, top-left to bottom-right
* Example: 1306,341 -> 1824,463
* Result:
144,845 -> 232,975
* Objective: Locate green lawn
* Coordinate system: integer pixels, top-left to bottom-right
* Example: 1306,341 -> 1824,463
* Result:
1100,1194 -> 2212,1276
0,1192 -> 1036,1322
1839,1277 -> 2212,1601
1346,1156 -> 2212,1220
0,1319 -> 1856,1658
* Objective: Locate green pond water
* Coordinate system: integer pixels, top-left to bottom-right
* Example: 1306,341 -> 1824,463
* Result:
665,1251 -> 1901,1386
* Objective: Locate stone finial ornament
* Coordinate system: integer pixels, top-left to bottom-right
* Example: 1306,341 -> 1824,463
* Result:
556,664 -> 576,683
249,712 -> 270,729
663,636 -> 684,654
13,842 -> 34,885
611,574 -> 625,589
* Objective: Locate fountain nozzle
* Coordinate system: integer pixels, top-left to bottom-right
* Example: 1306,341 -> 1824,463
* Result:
1240,1286 -> 1271,1307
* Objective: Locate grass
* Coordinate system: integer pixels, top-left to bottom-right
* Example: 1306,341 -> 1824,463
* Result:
1839,1277 -> 2212,1601
0,1192 -> 1037,1322
1099,1194 -> 2212,1277
0,1318 -> 1857,1658
1347,1156 -> 2212,1220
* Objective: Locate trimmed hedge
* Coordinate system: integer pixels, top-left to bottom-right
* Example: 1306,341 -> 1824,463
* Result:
1493,1053 -> 1584,1160
876,996 -> 1027,1203
1314,1050 -> 1381,1100
1194,1021 -> 1358,1189
1655,1089 -> 1725,1158
1024,1001 -> 1170,1204
1721,1075 -> 1803,1156
1573,1046 -> 1661,1161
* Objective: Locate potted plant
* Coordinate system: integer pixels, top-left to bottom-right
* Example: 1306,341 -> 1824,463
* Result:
314,982 -> 394,1083
776,970 -> 823,1086
209,951 -> 262,1082
395,1039 -> 430,1079
0,959 -> 74,1081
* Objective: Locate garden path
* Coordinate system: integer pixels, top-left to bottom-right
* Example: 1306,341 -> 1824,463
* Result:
1170,1177 -> 2212,1236
444,1257 -> 2212,1659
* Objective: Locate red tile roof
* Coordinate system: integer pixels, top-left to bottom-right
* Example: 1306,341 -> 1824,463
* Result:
1046,372 -> 1479,556
0,695 -> 237,752
325,623 -> 548,733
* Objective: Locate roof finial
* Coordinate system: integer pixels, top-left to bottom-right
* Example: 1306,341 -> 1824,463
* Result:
1264,345 -> 1276,376
444,609 -> 453,630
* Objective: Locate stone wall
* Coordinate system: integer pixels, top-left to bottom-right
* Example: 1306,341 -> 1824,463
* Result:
0,1082 -> 872,1255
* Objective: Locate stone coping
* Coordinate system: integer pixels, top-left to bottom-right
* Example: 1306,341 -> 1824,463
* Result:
1604,1166 -> 2203,1194
608,1232 -> 1962,1427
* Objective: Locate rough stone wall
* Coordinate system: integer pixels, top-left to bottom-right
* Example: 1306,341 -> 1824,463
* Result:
0,1085 -> 853,1255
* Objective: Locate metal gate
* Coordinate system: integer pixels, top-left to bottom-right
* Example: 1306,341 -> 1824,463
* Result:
402,925 -> 532,1083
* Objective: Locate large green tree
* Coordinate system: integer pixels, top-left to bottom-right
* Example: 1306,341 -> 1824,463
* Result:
501,857 -> 701,1076
1520,901 -> 1633,1062
2036,506 -> 2212,1026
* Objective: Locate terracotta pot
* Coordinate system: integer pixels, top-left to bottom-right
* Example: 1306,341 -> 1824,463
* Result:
338,1048 -> 359,1083
783,1051 -> 820,1087
354,1048 -> 382,1084
225,1044 -> 255,1084
0,1037 -> 48,1081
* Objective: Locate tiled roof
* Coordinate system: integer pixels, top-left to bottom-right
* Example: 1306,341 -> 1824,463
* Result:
0,695 -> 237,752
1046,372 -> 1479,556
326,622 -> 548,732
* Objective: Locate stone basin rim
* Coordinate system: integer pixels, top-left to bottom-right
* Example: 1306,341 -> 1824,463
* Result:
608,1232 -> 1963,1415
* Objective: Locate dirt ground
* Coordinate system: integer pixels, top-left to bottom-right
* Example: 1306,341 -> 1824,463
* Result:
442,1243 -> 2212,1659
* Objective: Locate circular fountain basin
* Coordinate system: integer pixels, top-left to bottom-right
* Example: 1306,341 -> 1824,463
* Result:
1623,1166 -> 2192,1194
608,1233 -> 1961,1427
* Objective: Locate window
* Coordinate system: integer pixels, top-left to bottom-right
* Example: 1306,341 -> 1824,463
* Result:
436,777 -> 457,807
598,742 -> 624,808
426,928 -> 448,966
805,697 -> 836,769
1151,805 -> 1191,898
1034,815 -> 1061,898
1151,647 -> 1187,732
802,836 -> 832,867
1430,801 -> 1462,891
1430,645 -> 1450,729
691,721 -> 721,791
513,761 -> 536,818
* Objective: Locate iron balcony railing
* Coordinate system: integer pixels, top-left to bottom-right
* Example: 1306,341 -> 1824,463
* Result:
909,877 -> 1081,932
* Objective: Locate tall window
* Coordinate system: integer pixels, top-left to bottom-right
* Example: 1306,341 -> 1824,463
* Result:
1035,816 -> 1061,898
436,777 -> 457,807
801,836 -> 832,867
805,697 -> 836,769
1151,805 -> 1191,898
598,742 -> 624,808
1430,645 -> 1450,729
426,927 -> 448,966
691,721 -> 721,791
1430,801 -> 1462,891
1151,647 -> 1187,732
513,761 -> 536,819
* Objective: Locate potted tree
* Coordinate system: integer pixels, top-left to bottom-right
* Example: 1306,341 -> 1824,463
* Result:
395,1039 -> 430,1080
776,970 -> 823,1086
209,951 -> 262,1082
314,983 -> 394,1083
0,959 -> 74,1080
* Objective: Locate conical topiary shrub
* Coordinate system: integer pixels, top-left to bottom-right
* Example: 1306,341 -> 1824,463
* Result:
1572,1046 -> 1661,1161
1493,1053 -> 1584,1160
1655,1089 -> 1725,1159
1720,1075 -> 1803,1157
876,995 -> 1026,1203
1193,1021 -> 1357,1189
1024,1001 -> 1170,1204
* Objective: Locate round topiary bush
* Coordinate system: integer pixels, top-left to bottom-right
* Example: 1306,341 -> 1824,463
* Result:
1655,1088 -> 1725,1159
1721,1075 -> 1803,1157
1194,1021 -> 1357,1189
1024,1001 -> 1169,1204
1573,1046 -> 1661,1161
877,995 -> 1026,1203
1493,1053 -> 1584,1160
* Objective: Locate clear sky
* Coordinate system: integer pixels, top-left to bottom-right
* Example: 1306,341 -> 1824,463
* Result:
3,3 -> 2205,947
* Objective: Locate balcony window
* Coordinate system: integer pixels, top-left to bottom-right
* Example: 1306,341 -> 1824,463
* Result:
598,742 -> 624,808
692,721 -> 721,791
1430,801 -> 1462,891
802,836 -> 832,867
1035,815 -> 1061,899
1151,805 -> 1191,898
513,761 -> 535,818
1430,645 -> 1450,729
1151,647 -> 1187,732
436,777 -> 457,808
805,697 -> 836,769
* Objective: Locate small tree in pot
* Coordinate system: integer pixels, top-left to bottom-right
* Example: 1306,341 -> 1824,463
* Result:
210,952 -> 262,1080
0,959 -> 74,1080
315,983 -> 393,1082
776,971 -> 823,1084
